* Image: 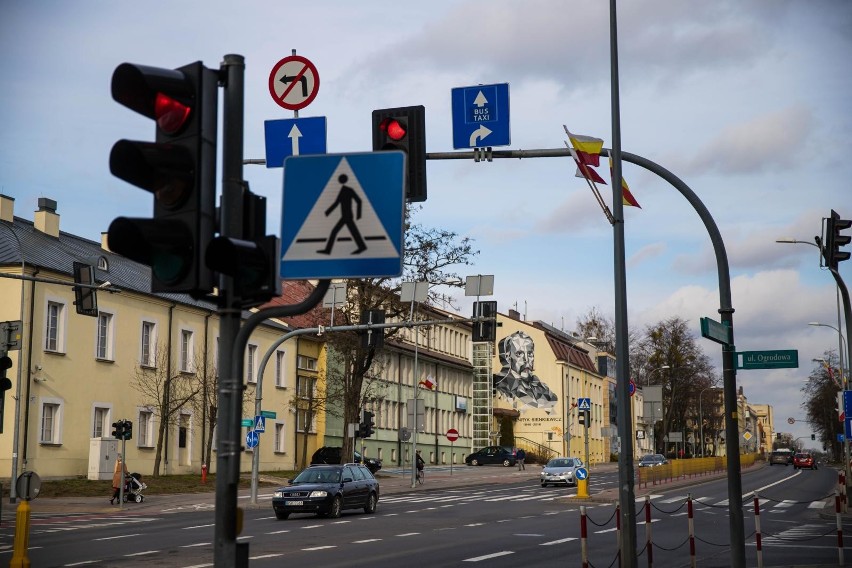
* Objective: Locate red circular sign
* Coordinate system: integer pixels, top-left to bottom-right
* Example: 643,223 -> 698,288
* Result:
268,55 -> 320,111
446,428 -> 459,442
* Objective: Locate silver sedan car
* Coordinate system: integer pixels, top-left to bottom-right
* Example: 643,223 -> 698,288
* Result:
540,457 -> 584,487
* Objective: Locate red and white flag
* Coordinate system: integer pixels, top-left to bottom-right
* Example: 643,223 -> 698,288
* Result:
419,377 -> 436,391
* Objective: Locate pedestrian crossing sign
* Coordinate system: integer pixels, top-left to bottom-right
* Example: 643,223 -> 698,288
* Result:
577,397 -> 591,411
254,415 -> 266,433
280,151 -> 406,279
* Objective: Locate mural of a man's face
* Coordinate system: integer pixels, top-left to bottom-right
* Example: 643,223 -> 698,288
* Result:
507,334 -> 534,378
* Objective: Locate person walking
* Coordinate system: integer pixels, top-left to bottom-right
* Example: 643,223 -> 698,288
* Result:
516,448 -> 526,470
111,455 -> 129,504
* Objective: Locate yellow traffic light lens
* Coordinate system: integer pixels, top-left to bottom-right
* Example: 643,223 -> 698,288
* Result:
154,92 -> 191,135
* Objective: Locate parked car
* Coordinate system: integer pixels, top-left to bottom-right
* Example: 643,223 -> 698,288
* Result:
638,454 -> 669,467
769,449 -> 794,466
793,452 -> 817,470
540,457 -> 584,487
310,446 -> 382,474
271,463 -> 380,520
465,446 -> 516,467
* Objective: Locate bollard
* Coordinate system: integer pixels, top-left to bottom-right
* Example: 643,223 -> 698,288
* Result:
9,499 -> 31,568
580,505 -> 588,568
202,463 -> 208,484
836,489 -> 845,567
577,477 -> 589,499
645,494 -> 653,568
754,493 -> 763,568
688,493 -> 696,568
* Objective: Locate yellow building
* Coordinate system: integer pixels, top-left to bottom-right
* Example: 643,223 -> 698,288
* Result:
0,195 -> 323,483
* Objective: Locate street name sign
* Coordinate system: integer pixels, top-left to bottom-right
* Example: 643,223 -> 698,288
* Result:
261,410 -> 277,419
280,152 -> 405,279
451,83 -> 510,149
264,117 -> 327,167
268,54 -> 320,111
241,419 -> 253,427
736,350 -> 798,370
700,317 -> 732,346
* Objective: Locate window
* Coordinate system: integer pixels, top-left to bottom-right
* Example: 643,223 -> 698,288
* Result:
296,376 -> 317,433
297,376 -> 316,399
275,350 -> 287,387
180,329 -> 194,372
45,301 -> 65,352
274,422 -> 286,452
297,355 -> 317,371
141,321 -> 156,367
138,410 -> 154,447
296,409 -> 314,433
40,398 -> 63,444
96,312 -> 114,360
246,344 -> 258,383
93,406 -> 110,438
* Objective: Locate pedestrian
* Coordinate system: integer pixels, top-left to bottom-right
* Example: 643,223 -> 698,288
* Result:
516,448 -> 526,470
111,455 -> 129,505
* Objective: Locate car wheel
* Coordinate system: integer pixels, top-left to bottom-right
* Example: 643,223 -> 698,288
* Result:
364,492 -> 377,514
275,510 -> 290,520
471,459 -> 480,466
329,496 -> 342,519
541,481 -> 547,487
503,459 -> 512,467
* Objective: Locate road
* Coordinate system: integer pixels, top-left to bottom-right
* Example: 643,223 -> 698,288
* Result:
3,464 -> 850,567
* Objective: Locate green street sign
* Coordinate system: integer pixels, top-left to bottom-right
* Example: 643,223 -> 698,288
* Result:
700,317 -> 732,346
737,350 -> 798,370
241,419 -> 253,427
261,410 -> 277,419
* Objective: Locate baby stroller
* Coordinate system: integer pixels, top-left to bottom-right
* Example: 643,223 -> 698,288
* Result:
122,472 -> 147,503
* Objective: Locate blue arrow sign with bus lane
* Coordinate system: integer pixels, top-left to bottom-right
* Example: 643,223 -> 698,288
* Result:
264,117 -> 327,167
280,151 -> 405,279
451,83 -> 510,149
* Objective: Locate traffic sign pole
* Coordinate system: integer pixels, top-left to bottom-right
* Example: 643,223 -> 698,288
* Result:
447,428 -> 459,476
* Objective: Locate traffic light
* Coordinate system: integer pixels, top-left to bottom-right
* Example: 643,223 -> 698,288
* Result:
363,411 -> 375,438
206,190 -> 282,308
0,355 -> 12,434
372,105 -> 427,202
472,301 -> 498,342
578,410 -> 590,426
123,419 -> 133,441
811,434 -> 816,440
108,61 -> 218,295
112,420 -> 125,439
824,209 -> 852,269
359,310 -> 385,349
72,262 -> 98,317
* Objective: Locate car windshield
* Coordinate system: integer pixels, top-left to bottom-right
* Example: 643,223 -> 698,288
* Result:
293,468 -> 341,484
546,458 -> 576,468
641,455 -> 663,463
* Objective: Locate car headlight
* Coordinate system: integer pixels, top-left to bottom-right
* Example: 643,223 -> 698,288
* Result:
274,491 -> 284,498
309,490 -> 328,498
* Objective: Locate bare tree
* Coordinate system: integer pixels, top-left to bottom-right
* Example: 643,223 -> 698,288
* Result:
189,361 -> 219,472
802,350 -> 843,460
131,343 -> 203,476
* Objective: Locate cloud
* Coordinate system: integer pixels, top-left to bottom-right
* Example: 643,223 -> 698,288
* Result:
628,243 -> 667,269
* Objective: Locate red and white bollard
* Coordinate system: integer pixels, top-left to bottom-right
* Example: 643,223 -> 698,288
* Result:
580,505 -> 589,568
645,494 -> 654,568
836,489 -> 845,567
687,494 -> 696,568
754,493 -> 763,568
201,463 -> 208,484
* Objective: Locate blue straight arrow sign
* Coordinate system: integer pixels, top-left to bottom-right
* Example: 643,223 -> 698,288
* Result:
264,117 -> 327,167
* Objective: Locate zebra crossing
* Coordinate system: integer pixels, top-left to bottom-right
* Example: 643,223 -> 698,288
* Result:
0,512 -> 160,536
651,494 -> 829,511
380,486 -> 577,505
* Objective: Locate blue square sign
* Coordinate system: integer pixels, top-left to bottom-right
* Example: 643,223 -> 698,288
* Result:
264,117 -> 327,168
451,83 -> 510,149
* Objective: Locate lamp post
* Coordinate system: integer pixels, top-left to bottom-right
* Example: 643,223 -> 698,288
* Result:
698,385 -> 717,458
401,281 -> 429,489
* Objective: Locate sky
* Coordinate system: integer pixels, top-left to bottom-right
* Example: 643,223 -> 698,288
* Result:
3,1 -> 851,445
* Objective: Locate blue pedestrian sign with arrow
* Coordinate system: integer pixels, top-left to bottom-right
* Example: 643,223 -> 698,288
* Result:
575,467 -> 588,480
451,83 -> 510,149
264,117 -> 327,168
281,152 -> 405,279
577,397 -> 591,411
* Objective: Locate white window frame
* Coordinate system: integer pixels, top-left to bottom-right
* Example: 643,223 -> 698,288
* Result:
274,421 -> 286,453
297,355 -> 317,371
179,329 -> 194,373
141,320 -> 157,367
39,397 -> 64,445
44,298 -> 67,353
275,350 -> 287,388
96,311 -> 115,361
92,404 -> 112,438
137,408 -> 155,448
246,344 -> 258,383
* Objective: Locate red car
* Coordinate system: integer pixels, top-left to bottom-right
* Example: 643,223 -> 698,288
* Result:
793,452 -> 817,470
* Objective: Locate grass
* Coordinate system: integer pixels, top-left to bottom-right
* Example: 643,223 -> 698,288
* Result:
2,471 -> 298,499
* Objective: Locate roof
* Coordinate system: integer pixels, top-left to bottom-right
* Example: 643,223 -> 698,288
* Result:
530,321 -> 598,373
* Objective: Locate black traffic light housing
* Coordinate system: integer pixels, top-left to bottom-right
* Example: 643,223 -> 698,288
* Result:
112,420 -> 125,439
578,410 -> 589,426
108,61 -> 218,296
372,105 -> 426,202
363,411 -> 375,438
123,419 -> 133,441
0,355 -> 12,434
72,262 -> 98,317
824,209 -> 852,270
472,301 -> 498,342
359,310 -> 386,349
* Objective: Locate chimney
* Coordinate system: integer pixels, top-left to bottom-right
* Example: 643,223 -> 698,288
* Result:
0,194 -> 14,223
34,198 -> 60,237
508,309 -> 521,321
101,232 -> 111,252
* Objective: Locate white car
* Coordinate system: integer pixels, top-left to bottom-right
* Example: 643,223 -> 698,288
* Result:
540,457 -> 584,487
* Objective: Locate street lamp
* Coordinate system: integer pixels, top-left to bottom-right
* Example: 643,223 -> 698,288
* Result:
698,385 -> 718,457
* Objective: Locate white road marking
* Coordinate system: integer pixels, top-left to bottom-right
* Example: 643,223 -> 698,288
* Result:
541,537 -> 578,546
464,551 -> 514,562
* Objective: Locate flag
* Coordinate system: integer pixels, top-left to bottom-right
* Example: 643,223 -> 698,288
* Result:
419,377 -> 435,390
566,131 -> 604,167
575,165 -> 607,185
609,157 -> 641,208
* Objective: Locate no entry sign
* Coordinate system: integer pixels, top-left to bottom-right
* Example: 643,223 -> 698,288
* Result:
269,55 -> 320,111
446,428 -> 459,442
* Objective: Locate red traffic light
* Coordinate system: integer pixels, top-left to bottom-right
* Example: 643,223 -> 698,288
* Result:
111,63 -> 196,136
380,118 -> 407,141
155,92 -> 192,134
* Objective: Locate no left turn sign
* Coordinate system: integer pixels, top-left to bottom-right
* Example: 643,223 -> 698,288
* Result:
268,55 -> 320,111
